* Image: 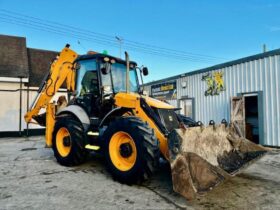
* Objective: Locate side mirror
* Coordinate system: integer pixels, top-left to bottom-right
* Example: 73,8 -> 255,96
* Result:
142,67 -> 149,76
101,63 -> 110,75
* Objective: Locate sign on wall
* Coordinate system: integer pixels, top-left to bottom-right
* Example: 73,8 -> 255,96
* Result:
202,71 -> 225,96
151,81 -> 177,100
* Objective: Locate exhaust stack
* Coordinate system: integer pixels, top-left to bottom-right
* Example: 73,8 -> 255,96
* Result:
125,51 -> 130,93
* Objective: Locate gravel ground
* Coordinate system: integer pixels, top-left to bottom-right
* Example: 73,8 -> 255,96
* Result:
0,136 -> 279,210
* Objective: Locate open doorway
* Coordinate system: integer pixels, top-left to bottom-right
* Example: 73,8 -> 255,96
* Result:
244,95 -> 259,144
179,98 -> 194,119
232,92 -> 263,145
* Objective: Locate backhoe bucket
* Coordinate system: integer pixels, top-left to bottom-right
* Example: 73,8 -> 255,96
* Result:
168,124 -> 268,200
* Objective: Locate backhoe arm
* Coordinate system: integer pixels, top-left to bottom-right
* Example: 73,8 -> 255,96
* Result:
24,45 -> 78,124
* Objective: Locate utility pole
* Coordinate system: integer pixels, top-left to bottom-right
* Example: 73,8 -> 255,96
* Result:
263,44 -> 267,53
115,36 -> 123,58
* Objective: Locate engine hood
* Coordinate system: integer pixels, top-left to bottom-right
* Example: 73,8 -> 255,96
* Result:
144,95 -> 174,109
114,92 -> 174,109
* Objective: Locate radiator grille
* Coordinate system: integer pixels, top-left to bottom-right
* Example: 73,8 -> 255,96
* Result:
157,109 -> 180,132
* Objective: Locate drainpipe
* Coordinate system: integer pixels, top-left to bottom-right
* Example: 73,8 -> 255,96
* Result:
26,84 -> 29,137
19,77 -> 22,136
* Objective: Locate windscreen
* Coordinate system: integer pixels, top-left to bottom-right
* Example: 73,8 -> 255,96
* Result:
111,63 -> 139,93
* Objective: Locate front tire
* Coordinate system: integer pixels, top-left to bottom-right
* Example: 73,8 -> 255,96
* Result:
52,117 -> 87,166
102,116 -> 159,184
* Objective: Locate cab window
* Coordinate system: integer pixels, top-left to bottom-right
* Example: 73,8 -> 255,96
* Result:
76,60 -> 97,96
80,71 -> 98,96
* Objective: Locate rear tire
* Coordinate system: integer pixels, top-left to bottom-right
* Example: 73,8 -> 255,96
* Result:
102,116 -> 159,184
52,117 -> 87,166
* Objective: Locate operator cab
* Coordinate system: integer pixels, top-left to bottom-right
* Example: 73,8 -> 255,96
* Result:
73,53 -> 140,119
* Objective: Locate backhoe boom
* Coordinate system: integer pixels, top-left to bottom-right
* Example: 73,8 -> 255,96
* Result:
24,45 -> 78,124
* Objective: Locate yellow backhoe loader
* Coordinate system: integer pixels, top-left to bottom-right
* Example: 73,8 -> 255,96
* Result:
25,45 -> 267,200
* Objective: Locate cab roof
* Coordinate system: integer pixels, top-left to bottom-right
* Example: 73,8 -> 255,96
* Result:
76,53 -> 137,66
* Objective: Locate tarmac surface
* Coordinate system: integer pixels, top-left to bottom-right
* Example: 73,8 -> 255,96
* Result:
0,136 -> 280,210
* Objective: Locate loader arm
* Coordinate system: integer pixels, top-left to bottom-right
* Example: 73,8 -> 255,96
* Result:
24,45 -> 78,124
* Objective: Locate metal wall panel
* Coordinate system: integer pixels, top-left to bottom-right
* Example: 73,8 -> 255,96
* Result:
144,54 -> 280,146
166,99 -> 178,108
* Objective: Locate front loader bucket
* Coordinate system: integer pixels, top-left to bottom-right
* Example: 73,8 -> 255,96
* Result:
168,124 -> 268,200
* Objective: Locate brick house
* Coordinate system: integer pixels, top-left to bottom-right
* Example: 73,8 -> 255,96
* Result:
0,34 -> 66,137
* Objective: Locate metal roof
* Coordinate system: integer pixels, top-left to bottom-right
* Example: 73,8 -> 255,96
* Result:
144,48 -> 280,86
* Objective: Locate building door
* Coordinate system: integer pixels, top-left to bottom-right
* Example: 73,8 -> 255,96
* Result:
244,94 -> 260,144
232,94 -> 262,144
231,97 -> 245,137
179,98 -> 194,119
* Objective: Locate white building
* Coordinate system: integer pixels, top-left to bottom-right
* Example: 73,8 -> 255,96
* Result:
0,34 -> 66,137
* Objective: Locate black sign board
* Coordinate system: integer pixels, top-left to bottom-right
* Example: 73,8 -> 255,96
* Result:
151,81 -> 177,100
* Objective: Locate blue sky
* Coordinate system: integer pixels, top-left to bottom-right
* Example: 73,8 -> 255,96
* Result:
0,0 -> 280,82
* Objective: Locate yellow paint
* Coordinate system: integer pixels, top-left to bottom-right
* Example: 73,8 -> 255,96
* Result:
24,45 -> 175,161
135,104 -> 169,159
24,46 -> 78,124
56,127 -> 71,157
213,72 -> 224,90
114,92 -> 172,159
115,92 -> 174,109
24,46 -> 78,149
144,95 -> 173,109
45,103 -> 56,147
109,131 -> 137,171
114,92 -> 138,108
85,144 -> 100,150
161,84 -> 174,91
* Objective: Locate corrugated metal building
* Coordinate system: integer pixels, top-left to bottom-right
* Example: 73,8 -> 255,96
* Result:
143,49 -> 280,147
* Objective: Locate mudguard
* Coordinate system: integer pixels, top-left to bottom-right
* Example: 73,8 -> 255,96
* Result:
56,105 -> 90,131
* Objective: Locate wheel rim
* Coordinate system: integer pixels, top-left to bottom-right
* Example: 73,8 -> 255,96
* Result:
56,127 -> 72,157
109,131 -> 137,171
